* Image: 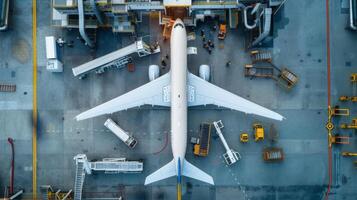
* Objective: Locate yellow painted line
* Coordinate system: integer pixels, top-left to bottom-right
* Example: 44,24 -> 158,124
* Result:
177,183 -> 182,200
32,0 -> 37,199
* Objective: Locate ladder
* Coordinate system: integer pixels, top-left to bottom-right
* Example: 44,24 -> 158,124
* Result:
74,161 -> 85,200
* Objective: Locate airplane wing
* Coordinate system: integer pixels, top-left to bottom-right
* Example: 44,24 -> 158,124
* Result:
76,73 -> 171,121
187,72 -> 284,121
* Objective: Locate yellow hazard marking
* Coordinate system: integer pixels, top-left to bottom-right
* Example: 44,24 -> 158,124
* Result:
32,0 -> 37,199
177,183 -> 182,200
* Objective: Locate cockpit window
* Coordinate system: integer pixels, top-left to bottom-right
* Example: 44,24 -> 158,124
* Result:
174,23 -> 184,29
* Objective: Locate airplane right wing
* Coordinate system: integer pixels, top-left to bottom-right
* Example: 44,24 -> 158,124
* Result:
76,73 -> 171,121
187,72 -> 284,121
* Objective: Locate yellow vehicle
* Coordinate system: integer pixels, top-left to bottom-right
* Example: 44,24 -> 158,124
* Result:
339,96 -> 349,101
193,123 -> 212,157
340,118 -> 357,129
342,152 -> 357,157
253,123 -> 264,141
339,96 -> 357,102
217,24 -> 227,40
240,133 -> 249,143
351,73 -> 357,83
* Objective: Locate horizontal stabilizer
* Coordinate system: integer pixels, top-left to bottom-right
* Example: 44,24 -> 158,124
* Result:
145,159 -> 176,185
182,159 -> 214,185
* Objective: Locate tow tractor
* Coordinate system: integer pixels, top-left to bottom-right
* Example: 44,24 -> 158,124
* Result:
213,120 -> 241,165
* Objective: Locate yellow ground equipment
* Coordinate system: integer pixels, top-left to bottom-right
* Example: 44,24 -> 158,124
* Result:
329,106 -> 350,116
329,134 -> 350,145
162,19 -> 175,39
193,123 -> 212,157
340,118 -> 357,129
240,133 -> 249,143
253,123 -> 264,142
339,96 -> 357,102
351,73 -> 357,83
263,147 -> 284,162
277,68 -> 298,90
244,64 -> 274,78
244,63 -> 298,90
217,24 -> 227,40
341,152 -> 357,168
40,185 -> 72,200
342,152 -> 357,157
250,50 -> 272,63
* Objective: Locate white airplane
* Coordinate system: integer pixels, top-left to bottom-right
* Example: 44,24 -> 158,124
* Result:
76,18 -> 284,198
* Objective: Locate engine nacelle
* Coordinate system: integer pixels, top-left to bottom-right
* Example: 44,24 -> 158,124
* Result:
148,65 -> 160,81
199,64 -> 210,81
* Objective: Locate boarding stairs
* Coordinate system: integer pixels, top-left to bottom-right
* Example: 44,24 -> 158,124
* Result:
73,155 -> 89,200
73,154 -> 143,200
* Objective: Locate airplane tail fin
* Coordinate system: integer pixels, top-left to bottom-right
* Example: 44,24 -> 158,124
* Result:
182,159 -> 214,185
144,159 -> 176,185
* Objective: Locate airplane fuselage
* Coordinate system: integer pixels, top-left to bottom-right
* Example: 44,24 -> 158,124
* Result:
170,20 -> 187,171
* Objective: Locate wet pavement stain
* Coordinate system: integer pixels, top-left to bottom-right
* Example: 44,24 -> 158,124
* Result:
11,37 -> 30,64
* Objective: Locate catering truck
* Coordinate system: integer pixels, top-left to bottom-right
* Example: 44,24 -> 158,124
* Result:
104,118 -> 137,149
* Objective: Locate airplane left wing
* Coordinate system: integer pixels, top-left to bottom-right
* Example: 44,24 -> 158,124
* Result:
187,73 -> 284,121
76,73 -> 171,121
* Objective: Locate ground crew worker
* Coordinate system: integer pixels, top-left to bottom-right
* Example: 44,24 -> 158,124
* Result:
201,29 -> 205,36
226,61 -> 231,67
161,58 -> 167,68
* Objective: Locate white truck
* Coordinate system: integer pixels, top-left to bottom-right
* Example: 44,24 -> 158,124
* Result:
104,118 -> 137,149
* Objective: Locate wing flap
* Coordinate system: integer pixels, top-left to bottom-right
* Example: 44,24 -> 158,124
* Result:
76,73 -> 171,121
187,72 -> 284,121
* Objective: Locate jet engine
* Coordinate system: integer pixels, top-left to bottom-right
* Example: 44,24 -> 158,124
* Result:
199,65 -> 210,81
148,65 -> 160,81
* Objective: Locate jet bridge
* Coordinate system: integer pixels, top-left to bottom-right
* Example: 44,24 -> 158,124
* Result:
72,39 -> 160,79
73,154 -> 143,200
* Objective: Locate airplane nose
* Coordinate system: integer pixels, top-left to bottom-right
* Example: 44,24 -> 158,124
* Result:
174,19 -> 184,29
